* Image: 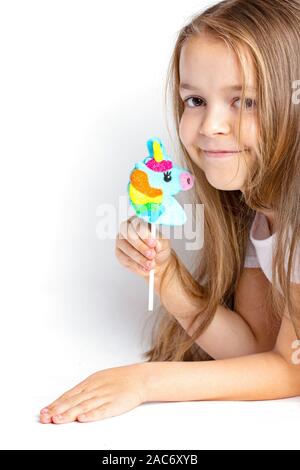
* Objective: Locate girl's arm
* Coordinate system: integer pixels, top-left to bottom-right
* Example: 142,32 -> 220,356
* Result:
39,274 -> 300,424
151,253 -> 263,359
39,308 -> 300,424
142,312 -> 300,401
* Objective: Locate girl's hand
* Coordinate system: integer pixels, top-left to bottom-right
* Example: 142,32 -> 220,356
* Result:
115,216 -> 172,279
39,363 -> 146,424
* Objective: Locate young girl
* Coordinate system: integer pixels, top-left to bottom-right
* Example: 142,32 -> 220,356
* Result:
40,0 -> 300,424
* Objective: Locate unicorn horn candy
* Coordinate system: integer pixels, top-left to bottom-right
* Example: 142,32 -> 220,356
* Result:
127,137 -> 194,311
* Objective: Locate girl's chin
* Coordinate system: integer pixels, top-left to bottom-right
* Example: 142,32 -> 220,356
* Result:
205,173 -> 245,191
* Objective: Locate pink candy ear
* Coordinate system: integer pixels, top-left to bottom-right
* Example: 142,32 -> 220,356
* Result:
180,172 -> 194,191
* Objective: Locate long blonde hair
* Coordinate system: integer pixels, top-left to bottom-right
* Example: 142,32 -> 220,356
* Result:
143,0 -> 300,362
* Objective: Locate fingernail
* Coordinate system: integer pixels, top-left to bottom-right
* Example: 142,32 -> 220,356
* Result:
40,414 -> 51,422
41,408 -> 49,414
148,239 -> 156,247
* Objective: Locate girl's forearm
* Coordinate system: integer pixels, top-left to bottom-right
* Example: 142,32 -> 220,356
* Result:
141,352 -> 300,402
153,253 -> 259,359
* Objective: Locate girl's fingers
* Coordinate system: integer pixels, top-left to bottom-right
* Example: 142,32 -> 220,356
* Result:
40,390 -> 95,421
115,246 -> 155,275
130,217 -> 154,244
51,396 -> 110,424
40,380 -> 90,416
117,237 -> 156,270
132,218 -> 167,255
133,218 -> 164,251
77,402 -> 113,422
119,218 -> 156,255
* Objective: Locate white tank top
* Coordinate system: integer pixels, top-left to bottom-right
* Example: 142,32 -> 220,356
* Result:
244,211 -> 300,285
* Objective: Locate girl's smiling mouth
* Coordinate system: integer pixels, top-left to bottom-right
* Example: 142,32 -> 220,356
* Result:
203,150 -> 242,159
202,148 -> 249,159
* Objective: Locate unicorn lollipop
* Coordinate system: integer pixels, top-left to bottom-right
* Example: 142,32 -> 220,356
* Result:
127,136 -> 194,310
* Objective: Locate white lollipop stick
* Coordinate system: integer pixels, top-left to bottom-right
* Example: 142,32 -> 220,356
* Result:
148,223 -> 156,311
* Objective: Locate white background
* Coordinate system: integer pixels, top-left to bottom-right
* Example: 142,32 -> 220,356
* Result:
1,0 -> 300,450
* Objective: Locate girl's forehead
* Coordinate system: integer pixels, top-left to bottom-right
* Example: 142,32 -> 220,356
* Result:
179,35 -> 256,91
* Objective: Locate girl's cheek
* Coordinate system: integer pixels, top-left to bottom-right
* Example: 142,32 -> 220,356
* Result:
241,118 -> 258,148
179,118 -> 198,153
178,117 -> 187,144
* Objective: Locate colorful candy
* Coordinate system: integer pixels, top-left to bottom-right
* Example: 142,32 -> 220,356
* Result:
128,137 -> 194,225
127,136 -> 194,310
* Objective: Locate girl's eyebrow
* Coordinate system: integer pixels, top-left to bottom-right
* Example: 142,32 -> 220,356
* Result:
179,83 -> 257,92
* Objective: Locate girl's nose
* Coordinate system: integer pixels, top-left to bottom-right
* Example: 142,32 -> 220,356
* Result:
180,172 -> 194,191
198,108 -> 231,137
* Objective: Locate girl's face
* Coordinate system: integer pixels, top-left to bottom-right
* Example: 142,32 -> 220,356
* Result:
179,33 -> 258,191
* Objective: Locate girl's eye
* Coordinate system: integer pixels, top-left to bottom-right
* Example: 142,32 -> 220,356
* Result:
234,97 -> 256,110
182,96 -> 257,110
183,96 -> 205,108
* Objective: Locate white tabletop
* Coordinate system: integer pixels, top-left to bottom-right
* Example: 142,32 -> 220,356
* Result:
2,281 -> 300,450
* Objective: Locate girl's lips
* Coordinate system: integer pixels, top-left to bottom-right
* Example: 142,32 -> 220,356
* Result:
203,150 -> 242,159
